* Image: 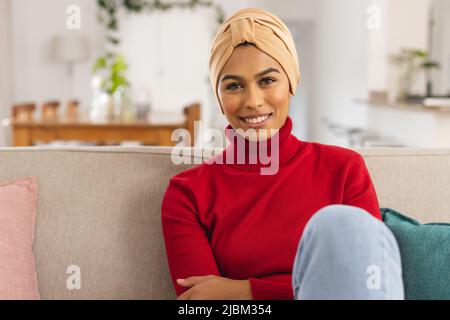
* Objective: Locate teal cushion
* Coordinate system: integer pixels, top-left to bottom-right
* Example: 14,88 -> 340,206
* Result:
381,208 -> 450,300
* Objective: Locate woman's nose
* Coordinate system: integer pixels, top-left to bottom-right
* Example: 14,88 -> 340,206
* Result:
243,85 -> 264,109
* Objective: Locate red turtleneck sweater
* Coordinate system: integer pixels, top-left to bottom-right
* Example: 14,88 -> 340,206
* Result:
161,116 -> 381,300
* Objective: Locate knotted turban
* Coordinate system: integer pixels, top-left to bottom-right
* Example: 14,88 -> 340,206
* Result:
209,8 -> 301,112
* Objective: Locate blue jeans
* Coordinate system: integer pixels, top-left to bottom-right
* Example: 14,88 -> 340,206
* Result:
292,204 -> 405,299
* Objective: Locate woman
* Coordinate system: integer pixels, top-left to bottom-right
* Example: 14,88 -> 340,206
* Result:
161,8 -> 404,300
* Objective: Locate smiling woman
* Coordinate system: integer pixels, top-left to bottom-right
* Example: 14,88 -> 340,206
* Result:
209,8 -> 300,141
217,45 -> 291,136
161,7 -> 404,301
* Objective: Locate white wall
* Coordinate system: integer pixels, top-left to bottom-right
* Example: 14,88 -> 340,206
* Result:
367,0 -> 432,99
0,0 -> 12,146
10,0 -> 102,113
365,0 -> 440,147
311,0 -> 434,145
285,20 -> 315,141
118,7 -> 215,144
385,0 -> 432,101
367,0 -> 388,91
262,0 -> 317,21
312,0 -> 371,145
431,0 -> 450,96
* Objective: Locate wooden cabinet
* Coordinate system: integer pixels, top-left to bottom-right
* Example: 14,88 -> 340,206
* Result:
12,104 -> 200,147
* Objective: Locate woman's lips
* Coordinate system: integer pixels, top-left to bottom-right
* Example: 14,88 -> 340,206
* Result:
239,113 -> 273,128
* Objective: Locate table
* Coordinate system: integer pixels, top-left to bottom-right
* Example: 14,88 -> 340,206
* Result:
11,104 -> 200,147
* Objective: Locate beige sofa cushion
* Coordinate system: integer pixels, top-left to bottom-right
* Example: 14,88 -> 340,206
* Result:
0,146 -> 448,299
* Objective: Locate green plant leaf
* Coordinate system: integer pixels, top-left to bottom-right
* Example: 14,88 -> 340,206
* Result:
412,49 -> 427,59
421,61 -> 441,69
92,56 -> 108,72
107,36 -> 120,45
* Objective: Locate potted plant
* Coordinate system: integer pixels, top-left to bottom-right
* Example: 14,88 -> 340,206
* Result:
391,48 -> 440,101
91,53 -> 132,121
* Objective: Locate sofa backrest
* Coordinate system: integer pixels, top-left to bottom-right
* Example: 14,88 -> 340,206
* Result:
0,146 -> 449,299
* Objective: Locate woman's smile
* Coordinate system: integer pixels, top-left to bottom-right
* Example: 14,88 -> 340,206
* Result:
238,112 -> 273,129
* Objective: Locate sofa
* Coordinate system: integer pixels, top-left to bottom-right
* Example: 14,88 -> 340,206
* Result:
0,146 -> 449,299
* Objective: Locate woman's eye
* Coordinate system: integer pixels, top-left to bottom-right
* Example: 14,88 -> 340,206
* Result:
227,78 -> 277,91
261,77 -> 276,85
226,83 -> 241,91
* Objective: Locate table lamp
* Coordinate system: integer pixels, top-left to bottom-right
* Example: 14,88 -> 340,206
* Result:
51,34 -> 90,101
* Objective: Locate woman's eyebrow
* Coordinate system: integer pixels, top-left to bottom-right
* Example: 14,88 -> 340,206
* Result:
220,67 -> 280,82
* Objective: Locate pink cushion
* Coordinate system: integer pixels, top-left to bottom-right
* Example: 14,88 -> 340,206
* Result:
0,177 -> 40,299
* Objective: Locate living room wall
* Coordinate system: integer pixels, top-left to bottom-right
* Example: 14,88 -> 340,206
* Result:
0,0 -> 12,146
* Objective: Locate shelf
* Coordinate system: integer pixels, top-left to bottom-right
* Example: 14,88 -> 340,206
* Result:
354,98 -> 450,113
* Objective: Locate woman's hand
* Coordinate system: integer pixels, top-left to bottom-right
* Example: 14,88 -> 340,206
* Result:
176,275 -> 253,300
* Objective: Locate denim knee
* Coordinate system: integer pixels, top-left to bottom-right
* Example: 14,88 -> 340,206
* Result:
291,204 -> 404,299
295,204 -> 385,261
306,204 -> 377,235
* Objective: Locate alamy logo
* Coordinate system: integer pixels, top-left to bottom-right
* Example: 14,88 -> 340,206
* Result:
366,4 -> 381,30
366,264 -> 381,290
66,265 -> 81,290
66,5 -> 81,30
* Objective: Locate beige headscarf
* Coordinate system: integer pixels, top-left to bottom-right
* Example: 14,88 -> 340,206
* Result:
209,8 -> 301,112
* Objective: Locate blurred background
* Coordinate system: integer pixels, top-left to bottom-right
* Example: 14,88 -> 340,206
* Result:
0,0 -> 449,148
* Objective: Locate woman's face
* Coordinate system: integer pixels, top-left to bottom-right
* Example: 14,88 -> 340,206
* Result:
218,44 -> 291,140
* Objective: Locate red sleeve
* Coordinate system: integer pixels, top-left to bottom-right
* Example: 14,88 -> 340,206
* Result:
161,177 -> 221,297
343,154 -> 381,220
249,274 -> 294,300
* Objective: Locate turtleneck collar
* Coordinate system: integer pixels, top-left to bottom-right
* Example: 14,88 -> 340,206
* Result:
219,115 -> 302,175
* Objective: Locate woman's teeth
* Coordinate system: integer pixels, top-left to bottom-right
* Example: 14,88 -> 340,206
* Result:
243,114 -> 271,124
